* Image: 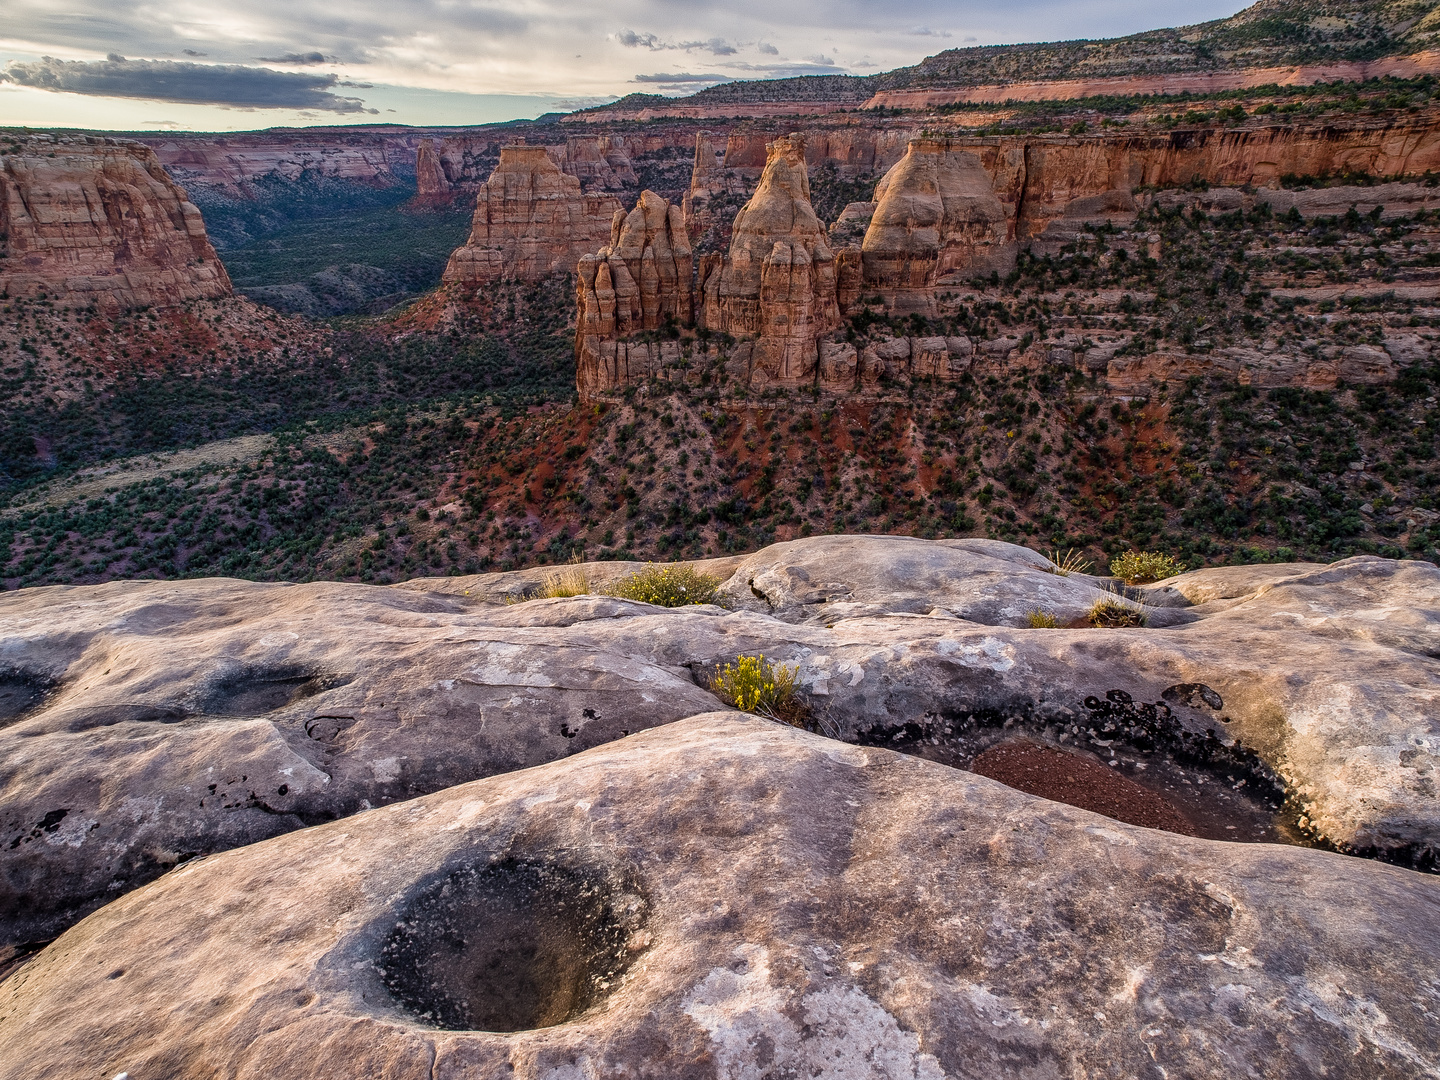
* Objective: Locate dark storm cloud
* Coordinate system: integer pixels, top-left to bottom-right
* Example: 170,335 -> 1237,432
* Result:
0,56 -> 377,112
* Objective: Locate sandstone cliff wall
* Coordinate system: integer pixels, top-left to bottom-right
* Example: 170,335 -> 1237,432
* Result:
697,134 -> 845,387
863,51 -> 1440,110
442,144 -> 623,287
861,117 -> 1440,309
579,134 -> 852,397
0,134 -> 232,309
146,130 -> 412,199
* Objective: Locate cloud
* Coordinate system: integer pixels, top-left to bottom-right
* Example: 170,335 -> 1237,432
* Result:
679,37 -> 737,55
758,42 -> 779,55
632,72 -> 733,83
181,49 -> 206,57
0,56 -> 377,112
617,30 -> 662,48
906,26 -> 951,38
617,30 -> 736,55
256,51 -> 330,65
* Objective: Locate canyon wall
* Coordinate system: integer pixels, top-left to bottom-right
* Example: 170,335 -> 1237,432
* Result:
145,129 -> 414,198
575,115 -> 1440,400
442,144 -> 623,287
864,51 -> 1440,111
0,134 -> 232,309
861,117 -> 1440,309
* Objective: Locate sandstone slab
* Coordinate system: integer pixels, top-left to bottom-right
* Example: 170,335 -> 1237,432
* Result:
1,715 -> 1437,1080
0,538 -> 1435,951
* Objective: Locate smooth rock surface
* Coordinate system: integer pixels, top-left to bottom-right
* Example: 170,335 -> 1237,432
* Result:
2,715 -> 1437,1080
1,537 -> 1436,948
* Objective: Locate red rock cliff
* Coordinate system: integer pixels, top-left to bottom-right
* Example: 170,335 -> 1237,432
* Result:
697,134 -> 844,387
574,191 -> 693,399
0,134 -> 232,309
442,144 -> 622,286
861,116 -> 1440,308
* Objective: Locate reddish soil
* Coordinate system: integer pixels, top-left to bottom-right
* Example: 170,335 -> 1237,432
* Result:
971,740 -> 1201,836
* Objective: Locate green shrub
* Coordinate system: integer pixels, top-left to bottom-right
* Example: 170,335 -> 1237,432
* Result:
710,654 -> 806,726
1109,550 -> 1182,585
605,563 -> 722,607
1026,609 -> 1059,628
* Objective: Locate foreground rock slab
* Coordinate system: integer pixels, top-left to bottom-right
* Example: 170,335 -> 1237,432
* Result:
2,715 -> 1436,1080
1,537 -> 1435,947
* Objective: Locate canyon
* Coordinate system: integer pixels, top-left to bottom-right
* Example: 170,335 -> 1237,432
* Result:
2,12 -> 1440,1069
575,113 -> 1440,398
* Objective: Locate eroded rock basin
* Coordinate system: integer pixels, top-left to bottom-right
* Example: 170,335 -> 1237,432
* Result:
378,861 -> 648,1032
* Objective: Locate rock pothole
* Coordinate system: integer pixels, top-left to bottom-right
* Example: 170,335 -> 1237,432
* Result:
198,670 -> 351,716
0,671 -> 52,726
378,861 -> 648,1032
862,686 -> 1304,847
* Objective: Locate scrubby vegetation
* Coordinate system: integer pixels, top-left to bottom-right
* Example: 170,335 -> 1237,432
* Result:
1110,550 -> 1183,584
604,564 -> 723,607
710,654 -> 806,725
4,157 -> 1440,590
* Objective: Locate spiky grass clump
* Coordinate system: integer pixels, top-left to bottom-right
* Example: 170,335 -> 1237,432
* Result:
1087,595 -> 1149,628
1046,548 -> 1093,576
1109,550 -> 1183,585
710,654 -> 806,726
1026,609 -> 1060,628
538,558 -> 591,599
605,563 -> 722,607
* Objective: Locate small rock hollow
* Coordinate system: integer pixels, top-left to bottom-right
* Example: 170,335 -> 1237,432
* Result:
0,673 -> 49,725
378,861 -> 647,1032
199,670 -> 350,715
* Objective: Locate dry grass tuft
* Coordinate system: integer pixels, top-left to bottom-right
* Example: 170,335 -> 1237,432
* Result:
1046,548 -> 1093,576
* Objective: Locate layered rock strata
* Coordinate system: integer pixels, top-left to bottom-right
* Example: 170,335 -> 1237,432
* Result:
442,144 -> 622,286
1,536 -> 1437,949
861,138 -> 1012,313
580,135 -> 852,396
5,711 -> 1438,1080
575,191 -> 694,398
0,135 -> 232,309
860,119 -> 1440,308
696,134 -> 845,387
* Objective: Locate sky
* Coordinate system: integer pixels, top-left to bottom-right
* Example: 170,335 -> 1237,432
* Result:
0,0 -> 1253,132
